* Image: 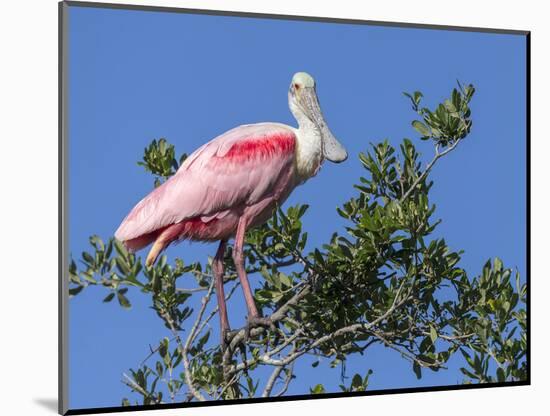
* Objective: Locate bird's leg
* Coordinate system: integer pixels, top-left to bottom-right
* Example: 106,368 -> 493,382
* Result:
233,218 -> 259,318
213,240 -> 231,350
233,217 -> 275,338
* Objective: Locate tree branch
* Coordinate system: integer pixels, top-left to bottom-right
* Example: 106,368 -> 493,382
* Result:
159,278 -> 215,402
179,278 -> 216,402
400,138 -> 462,203
122,373 -> 163,404
262,366 -> 284,397
275,362 -> 295,397
256,294 -> 411,368
223,283 -> 313,363
229,278 -> 411,373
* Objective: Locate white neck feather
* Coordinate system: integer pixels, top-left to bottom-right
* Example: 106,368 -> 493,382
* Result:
289,100 -> 324,182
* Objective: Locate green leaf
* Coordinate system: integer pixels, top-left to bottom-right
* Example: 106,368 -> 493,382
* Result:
351,373 -> 363,390
82,251 -> 95,265
419,336 -> 432,353
102,292 -> 115,303
429,325 -> 438,343
443,99 -> 457,113
496,367 -> 505,382
117,291 -> 131,309
310,384 -> 326,394
114,240 -> 128,259
279,272 -> 292,288
69,286 -> 84,297
412,120 -> 430,137
156,361 -> 164,377
81,271 -> 96,284
413,361 -> 422,379
158,338 -> 169,359
115,257 -> 131,275
494,257 -> 503,272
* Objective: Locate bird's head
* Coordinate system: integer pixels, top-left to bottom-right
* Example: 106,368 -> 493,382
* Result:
289,72 -> 348,163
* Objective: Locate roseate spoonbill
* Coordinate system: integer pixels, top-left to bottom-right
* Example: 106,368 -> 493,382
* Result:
115,72 -> 347,345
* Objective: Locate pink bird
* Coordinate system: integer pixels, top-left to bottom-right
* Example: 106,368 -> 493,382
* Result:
115,72 -> 347,344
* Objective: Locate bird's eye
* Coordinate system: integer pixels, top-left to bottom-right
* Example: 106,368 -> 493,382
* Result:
294,83 -> 301,90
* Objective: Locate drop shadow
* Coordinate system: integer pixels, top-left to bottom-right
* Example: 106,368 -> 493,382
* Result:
34,398 -> 58,413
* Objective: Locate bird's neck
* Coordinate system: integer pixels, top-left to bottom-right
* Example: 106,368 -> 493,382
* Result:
291,107 -> 323,181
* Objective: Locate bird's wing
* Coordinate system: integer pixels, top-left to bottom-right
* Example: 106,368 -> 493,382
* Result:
115,123 -> 297,241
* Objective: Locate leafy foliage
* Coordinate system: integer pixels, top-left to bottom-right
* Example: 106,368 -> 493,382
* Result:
405,82 -> 474,146
69,82 -> 527,405
138,138 -> 188,187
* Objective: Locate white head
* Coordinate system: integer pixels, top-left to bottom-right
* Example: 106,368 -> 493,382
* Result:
288,72 -> 347,163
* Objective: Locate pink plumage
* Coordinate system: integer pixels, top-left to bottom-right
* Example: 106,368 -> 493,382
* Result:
115,123 -> 298,262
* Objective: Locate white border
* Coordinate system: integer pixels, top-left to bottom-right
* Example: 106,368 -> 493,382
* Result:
2,1 -> 546,415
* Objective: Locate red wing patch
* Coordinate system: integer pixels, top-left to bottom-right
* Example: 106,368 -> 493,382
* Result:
222,132 -> 295,162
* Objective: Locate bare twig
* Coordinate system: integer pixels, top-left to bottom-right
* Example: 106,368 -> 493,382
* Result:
229,279 -> 411,373
223,284 -> 312,362
420,330 -> 475,342
122,373 -> 162,404
159,278 -> 215,402
215,371 -> 241,400
195,281 -> 240,338
176,272 -> 236,293
139,336 -> 177,367
262,366 -> 284,397
266,329 -> 304,357
256,297 -> 411,367
176,286 -> 215,293
180,279 -> 216,402
400,138 -> 462,203
275,362 -> 295,397
368,329 -> 445,370
263,348 -> 297,398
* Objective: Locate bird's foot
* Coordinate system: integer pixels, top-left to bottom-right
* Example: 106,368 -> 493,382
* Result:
249,315 -> 276,331
243,315 -> 276,342
221,327 -> 233,353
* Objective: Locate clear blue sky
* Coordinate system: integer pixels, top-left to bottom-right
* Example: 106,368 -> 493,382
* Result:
67,5 -> 527,410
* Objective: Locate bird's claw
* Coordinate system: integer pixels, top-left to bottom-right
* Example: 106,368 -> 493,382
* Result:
243,315 -> 276,342
251,316 -> 276,331
221,327 -> 233,352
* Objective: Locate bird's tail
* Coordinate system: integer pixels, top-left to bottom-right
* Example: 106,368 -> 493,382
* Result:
143,222 -> 188,267
120,229 -> 160,251
145,239 -> 167,267
118,229 -> 165,267
117,231 -> 167,268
